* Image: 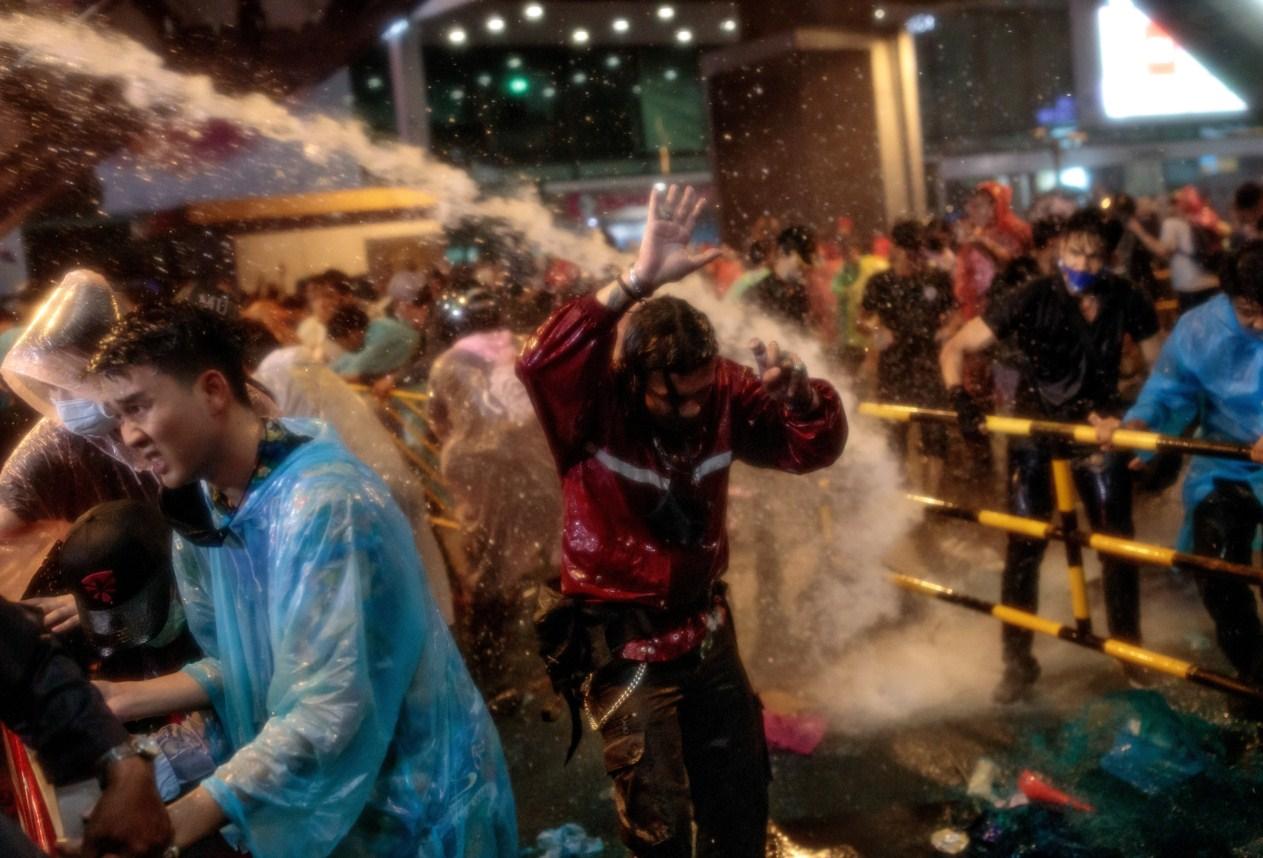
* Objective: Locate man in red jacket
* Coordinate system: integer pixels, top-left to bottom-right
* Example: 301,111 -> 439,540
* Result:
518,185 -> 847,857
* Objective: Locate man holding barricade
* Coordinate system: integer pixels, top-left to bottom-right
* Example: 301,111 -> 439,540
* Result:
940,207 -> 1161,703
1095,241 -> 1263,702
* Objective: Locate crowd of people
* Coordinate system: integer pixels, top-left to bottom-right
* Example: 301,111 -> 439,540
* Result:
3,172 -> 1263,856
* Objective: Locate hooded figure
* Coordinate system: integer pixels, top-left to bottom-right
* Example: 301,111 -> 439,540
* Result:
172,419 -> 516,857
1,270 -> 136,462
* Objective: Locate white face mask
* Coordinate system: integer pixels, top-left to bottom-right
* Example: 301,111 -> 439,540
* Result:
53,397 -> 117,437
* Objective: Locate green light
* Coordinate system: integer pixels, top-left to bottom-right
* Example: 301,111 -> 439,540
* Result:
507,75 -> 530,96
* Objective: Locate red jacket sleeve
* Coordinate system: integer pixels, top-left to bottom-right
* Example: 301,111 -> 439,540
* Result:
517,295 -> 621,471
728,361 -> 847,473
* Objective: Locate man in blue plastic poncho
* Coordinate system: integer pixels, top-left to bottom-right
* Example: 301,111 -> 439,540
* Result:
83,303 -> 517,858
1095,241 -> 1263,699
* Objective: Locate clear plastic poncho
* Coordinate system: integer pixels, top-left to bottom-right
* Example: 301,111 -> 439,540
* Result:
426,331 -> 561,593
0,270 -> 140,466
253,346 -> 453,620
173,419 -> 516,858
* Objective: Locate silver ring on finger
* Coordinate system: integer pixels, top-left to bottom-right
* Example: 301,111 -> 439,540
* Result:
163,846 -> 181,858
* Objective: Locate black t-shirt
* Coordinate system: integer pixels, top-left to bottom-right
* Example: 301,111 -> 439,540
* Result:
982,273 -> 1158,420
743,274 -> 810,329
862,268 -> 955,402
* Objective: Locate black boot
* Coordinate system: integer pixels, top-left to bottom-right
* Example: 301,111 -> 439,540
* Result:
993,657 -> 1041,705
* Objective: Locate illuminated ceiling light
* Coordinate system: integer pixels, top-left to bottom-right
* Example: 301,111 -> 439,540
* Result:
447,26 -> 467,45
450,88 -> 465,101
664,68 -> 678,81
507,55 -> 523,68
485,15 -> 506,33
721,19 -> 738,33
657,5 -> 675,21
507,75 -> 530,95
542,85 -> 557,98
381,18 -> 408,40
572,71 -> 588,84
873,7 -> 887,20
365,75 -> 384,91
905,13 -> 935,34
606,54 -> 622,68
612,18 -> 630,33
572,27 -> 590,44
523,3 -> 544,21
675,28 -> 693,44
476,72 -> 493,87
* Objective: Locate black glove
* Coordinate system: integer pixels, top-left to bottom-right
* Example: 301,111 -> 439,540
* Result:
949,385 -> 987,443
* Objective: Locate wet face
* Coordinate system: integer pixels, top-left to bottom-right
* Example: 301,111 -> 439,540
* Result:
1232,297 -> 1263,337
99,366 -> 222,488
966,193 -> 996,229
1060,232 -> 1106,277
643,360 -> 716,433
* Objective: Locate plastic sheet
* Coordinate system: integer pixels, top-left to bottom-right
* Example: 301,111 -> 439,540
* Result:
427,331 -> 561,593
0,270 -> 141,468
963,691 -> 1263,856
254,346 -> 453,617
173,419 -> 515,857
1126,294 -> 1263,550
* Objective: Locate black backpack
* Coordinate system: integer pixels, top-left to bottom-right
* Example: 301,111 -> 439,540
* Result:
1190,223 -> 1227,274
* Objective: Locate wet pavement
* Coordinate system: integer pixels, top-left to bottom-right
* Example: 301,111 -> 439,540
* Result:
484,487 -> 1263,857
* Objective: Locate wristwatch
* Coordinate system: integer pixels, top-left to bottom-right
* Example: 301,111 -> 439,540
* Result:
96,735 -> 161,787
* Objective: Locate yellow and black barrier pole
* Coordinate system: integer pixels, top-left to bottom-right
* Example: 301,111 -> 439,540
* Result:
1050,459 -> 1093,635
859,402 -> 1254,461
892,572 -> 1263,704
912,494 -> 1263,588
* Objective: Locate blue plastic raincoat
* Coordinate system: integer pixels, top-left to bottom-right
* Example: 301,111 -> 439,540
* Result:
1125,294 -> 1263,548
173,419 -> 517,858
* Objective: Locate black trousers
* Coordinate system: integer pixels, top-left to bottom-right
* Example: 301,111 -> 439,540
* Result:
1000,444 -> 1140,667
1190,481 -> 1263,686
586,608 -> 769,857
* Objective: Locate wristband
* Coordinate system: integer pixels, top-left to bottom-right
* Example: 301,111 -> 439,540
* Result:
625,267 -> 651,299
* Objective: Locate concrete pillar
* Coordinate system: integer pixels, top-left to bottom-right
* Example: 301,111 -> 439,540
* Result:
386,24 -> 429,149
702,24 -> 925,244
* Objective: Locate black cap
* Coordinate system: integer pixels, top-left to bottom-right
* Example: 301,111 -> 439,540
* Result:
60,500 -> 174,657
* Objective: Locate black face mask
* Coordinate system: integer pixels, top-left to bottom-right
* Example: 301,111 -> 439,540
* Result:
160,484 -> 231,548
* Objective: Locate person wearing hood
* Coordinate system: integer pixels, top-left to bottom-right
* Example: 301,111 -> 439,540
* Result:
1094,242 -> 1263,702
83,303 -> 516,857
0,270 -> 163,598
940,208 -> 1161,704
425,288 -> 561,706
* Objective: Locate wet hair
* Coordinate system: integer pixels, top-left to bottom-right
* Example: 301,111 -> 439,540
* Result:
236,318 -> 280,370
88,302 -> 251,404
1235,181 -> 1263,214
621,296 -> 718,390
1221,241 -> 1263,305
325,303 -> 370,341
1063,208 -> 1110,246
776,225 -> 816,266
890,220 -> 924,252
1031,216 -> 1067,251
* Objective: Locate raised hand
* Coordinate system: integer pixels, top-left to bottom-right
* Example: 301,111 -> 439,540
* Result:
632,184 -> 722,293
751,339 -> 816,411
